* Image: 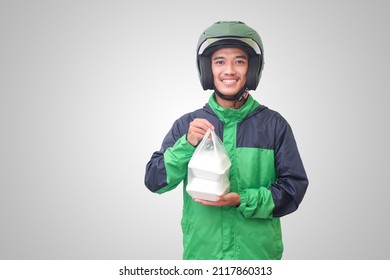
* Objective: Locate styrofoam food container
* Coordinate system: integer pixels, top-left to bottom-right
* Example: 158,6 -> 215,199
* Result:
186,176 -> 230,201
186,129 -> 232,201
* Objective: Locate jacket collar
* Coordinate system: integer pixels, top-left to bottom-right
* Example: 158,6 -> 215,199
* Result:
206,93 -> 261,123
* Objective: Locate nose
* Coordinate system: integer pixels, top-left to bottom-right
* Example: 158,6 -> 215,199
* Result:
224,61 -> 236,75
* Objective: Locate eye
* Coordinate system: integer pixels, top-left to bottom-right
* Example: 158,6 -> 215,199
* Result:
236,59 -> 246,65
214,60 -> 224,65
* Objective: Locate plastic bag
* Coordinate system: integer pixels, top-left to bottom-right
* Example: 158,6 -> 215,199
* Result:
186,129 -> 231,201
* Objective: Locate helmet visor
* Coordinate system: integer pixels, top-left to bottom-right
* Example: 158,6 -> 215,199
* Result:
198,37 -> 262,56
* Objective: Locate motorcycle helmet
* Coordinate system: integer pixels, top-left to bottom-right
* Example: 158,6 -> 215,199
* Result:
197,21 -> 264,100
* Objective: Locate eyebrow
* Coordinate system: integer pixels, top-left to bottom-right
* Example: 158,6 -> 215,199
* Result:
212,55 -> 248,60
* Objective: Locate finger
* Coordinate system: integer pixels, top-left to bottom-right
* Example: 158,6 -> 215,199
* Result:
188,125 -> 208,136
192,118 -> 215,131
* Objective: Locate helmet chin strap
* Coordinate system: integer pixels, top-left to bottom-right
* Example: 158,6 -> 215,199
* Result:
214,85 -> 249,102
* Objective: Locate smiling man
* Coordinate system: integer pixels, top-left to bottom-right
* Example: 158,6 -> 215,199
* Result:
145,21 -> 308,260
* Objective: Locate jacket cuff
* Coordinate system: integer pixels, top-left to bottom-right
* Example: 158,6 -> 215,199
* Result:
236,188 -> 275,219
237,190 -> 249,214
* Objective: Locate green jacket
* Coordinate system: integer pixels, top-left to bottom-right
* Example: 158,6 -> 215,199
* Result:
145,94 -> 308,259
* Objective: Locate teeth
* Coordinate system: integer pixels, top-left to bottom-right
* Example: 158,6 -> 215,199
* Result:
222,79 -> 237,83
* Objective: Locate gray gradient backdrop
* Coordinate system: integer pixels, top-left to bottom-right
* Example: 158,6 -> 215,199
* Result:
1,0 -> 389,259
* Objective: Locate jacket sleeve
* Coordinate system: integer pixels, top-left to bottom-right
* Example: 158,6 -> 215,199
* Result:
144,118 -> 195,194
237,115 -> 308,218
269,116 -> 308,217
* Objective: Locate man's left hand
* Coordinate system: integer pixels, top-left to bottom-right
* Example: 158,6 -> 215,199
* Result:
193,192 -> 240,207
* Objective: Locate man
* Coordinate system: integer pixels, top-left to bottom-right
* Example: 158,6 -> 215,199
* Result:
145,21 -> 308,260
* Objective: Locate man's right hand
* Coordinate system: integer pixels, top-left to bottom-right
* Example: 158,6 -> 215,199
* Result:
187,118 -> 215,146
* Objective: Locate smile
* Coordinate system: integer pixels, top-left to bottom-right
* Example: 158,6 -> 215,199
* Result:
221,79 -> 239,84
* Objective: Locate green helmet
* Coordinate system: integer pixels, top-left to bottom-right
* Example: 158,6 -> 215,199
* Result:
197,21 -> 264,94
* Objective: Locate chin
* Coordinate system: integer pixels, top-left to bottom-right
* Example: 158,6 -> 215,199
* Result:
217,89 -> 241,96
215,82 -> 245,95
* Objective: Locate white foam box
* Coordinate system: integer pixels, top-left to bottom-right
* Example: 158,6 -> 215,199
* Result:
186,172 -> 230,201
186,136 -> 231,201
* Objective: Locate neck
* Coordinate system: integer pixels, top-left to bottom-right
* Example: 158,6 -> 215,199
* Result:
214,87 -> 249,109
214,94 -> 246,109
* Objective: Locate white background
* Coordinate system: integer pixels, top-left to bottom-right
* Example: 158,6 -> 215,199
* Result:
1,0 -> 389,259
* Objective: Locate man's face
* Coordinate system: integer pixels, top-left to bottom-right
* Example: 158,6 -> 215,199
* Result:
211,47 -> 248,97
